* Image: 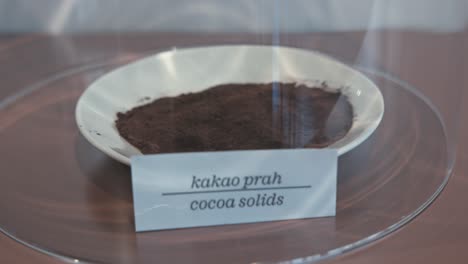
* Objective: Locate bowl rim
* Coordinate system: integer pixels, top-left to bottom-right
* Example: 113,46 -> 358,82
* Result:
75,44 -> 384,165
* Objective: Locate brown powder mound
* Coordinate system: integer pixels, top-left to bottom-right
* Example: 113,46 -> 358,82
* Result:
115,82 -> 353,154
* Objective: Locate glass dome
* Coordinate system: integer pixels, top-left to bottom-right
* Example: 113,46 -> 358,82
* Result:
0,1 -> 465,263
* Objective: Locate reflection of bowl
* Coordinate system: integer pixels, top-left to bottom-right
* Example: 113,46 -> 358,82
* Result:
75,45 -> 384,165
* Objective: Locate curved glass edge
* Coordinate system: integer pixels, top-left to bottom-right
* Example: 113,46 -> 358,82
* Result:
0,60 -> 130,264
278,67 -> 454,264
0,63 -> 454,264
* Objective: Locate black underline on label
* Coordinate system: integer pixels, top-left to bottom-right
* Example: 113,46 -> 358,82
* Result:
162,185 -> 311,196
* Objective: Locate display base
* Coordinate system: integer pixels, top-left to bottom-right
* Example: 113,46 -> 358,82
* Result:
0,56 -> 449,263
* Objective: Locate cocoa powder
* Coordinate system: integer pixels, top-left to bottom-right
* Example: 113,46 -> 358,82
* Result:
115,82 -> 353,154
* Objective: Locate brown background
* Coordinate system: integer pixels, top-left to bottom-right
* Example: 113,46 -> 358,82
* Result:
0,31 -> 467,263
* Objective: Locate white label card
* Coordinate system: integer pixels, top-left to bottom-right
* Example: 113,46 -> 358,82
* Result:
131,149 -> 337,232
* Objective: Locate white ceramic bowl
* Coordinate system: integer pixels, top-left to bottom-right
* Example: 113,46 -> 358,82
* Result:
76,45 -> 384,165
